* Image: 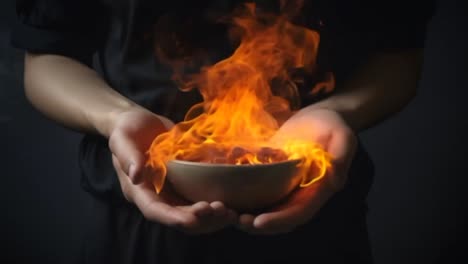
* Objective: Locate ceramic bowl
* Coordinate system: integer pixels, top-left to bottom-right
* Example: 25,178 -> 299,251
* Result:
166,159 -> 302,212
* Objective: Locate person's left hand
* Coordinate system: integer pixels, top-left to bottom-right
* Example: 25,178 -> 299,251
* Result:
237,108 -> 357,235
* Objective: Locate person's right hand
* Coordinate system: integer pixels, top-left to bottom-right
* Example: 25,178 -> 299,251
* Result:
108,107 -> 238,234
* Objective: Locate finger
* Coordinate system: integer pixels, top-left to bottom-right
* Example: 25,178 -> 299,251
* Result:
237,214 -> 256,232
328,128 -> 356,167
135,191 -> 200,229
112,154 -> 135,202
237,214 -> 279,235
109,131 -> 147,184
178,202 -> 237,234
252,204 -> 306,234
210,201 -> 238,223
327,129 -> 357,190
210,201 -> 227,217
241,185 -> 329,235
189,201 -> 213,218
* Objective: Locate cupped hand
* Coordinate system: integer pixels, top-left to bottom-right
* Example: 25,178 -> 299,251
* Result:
237,108 -> 357,235
108,108 -> 237,234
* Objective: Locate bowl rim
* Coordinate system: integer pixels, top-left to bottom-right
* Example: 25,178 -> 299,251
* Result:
167,158 -> 302,168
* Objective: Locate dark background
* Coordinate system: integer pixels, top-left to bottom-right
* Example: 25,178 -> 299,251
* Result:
1,0 -> 467,263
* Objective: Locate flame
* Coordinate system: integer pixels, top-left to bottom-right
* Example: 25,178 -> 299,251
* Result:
147,3 -> 334,193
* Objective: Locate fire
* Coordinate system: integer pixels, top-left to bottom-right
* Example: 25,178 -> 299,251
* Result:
147,3 -> 334,193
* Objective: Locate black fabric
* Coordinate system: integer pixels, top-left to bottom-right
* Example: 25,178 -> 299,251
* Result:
12,0 -> 109,66
11,0 -> 435,263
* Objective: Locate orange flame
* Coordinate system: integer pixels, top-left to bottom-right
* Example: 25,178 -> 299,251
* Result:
147,3 -> 334,193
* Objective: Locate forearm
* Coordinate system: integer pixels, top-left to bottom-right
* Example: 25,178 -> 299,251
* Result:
299,49 -> 424,132
24,53 -> 141,137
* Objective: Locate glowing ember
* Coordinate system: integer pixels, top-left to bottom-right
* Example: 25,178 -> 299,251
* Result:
147,3 -> 334,193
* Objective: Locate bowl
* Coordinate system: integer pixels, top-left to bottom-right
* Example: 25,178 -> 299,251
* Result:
166,159 -> 302,212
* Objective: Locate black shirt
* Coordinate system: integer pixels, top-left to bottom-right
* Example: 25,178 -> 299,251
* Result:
11,0 -> 434,200
11,1 -> 435,263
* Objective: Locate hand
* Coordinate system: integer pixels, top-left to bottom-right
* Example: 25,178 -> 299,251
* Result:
237,108 -> 357,235
109,108 -> 237,234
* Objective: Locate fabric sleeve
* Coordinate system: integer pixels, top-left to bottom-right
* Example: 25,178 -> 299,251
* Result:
11,0 -> 109,66
318,0 -> 437,89
337,0 -> 437,52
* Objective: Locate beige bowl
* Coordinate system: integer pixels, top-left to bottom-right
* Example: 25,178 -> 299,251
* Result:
166,159 -> 302,212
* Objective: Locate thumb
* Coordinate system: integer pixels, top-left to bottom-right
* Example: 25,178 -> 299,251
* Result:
109,131 -> 147,184
327,128 -> 357,191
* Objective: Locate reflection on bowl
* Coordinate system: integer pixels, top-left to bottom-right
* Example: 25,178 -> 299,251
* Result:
166,159 -> 302,212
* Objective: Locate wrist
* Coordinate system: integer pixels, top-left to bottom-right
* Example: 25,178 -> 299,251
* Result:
300,99 -> 359,132
90,100 -> 143,138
